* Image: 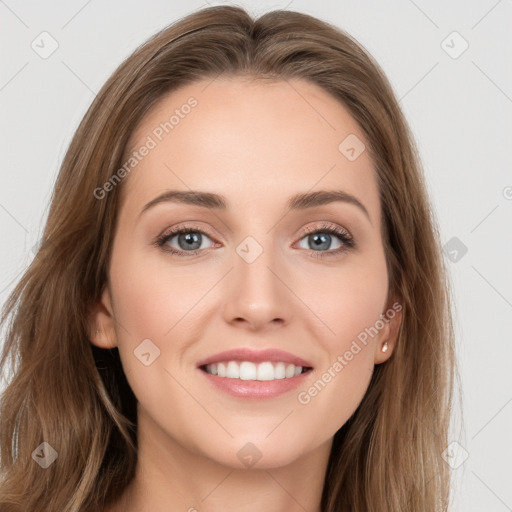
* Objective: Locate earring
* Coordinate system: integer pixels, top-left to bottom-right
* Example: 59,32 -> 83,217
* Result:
381,341 -> 388,353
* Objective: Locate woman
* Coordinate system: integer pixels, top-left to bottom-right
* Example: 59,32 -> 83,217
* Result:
0,5 -> 456,511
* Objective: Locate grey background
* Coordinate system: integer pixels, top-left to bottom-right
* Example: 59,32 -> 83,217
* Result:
1,1 -> 511,510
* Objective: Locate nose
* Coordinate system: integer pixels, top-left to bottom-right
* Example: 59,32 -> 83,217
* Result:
221,241 -> 293,331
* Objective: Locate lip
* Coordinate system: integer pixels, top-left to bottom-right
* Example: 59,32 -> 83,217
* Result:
196,348 -> 314,368
199,368 -> 313,399
196,347 -> 314,400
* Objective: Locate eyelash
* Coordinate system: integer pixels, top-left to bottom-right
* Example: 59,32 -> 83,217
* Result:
154,222 -> 355,259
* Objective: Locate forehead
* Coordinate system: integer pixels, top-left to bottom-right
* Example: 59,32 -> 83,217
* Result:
120,76 -> 380,223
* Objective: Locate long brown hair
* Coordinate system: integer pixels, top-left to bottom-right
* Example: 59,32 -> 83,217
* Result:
0,6 -> 457,511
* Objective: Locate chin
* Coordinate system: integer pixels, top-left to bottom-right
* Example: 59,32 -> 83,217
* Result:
202,435 -> 311,470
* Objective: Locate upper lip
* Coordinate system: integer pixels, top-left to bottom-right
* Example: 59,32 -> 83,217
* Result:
196,348 -> 314,369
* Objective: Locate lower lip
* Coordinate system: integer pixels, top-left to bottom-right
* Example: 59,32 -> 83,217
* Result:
199,368 -> 313,399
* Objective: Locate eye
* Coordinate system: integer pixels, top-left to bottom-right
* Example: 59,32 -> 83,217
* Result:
155,225 -> 217,256
153,222 -> 355,259
296,223 -> 355,259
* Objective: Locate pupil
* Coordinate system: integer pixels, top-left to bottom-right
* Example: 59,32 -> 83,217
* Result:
180,232 -> 201,250
311,233 -> 330,250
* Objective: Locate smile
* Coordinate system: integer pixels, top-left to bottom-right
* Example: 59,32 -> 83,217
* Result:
202,361 -> 310,380
196,347 -> 314,399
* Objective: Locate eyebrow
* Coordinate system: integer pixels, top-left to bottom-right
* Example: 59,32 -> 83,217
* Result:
139,189 -> 371,223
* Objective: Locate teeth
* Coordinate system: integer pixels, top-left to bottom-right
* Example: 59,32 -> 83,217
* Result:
241,361 -> 257,380
274,362 -> 285,379
204,361 -> 306,380
257,362 -> 273,381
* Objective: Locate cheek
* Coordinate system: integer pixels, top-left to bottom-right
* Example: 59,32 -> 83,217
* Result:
297,249 -> 389,351
107,249 -> 197,429
107,247 -> 215,396
109,247 -> 208,339
296,347 -> 374,449
294,279 -> 383,441
291,251 -> 387,431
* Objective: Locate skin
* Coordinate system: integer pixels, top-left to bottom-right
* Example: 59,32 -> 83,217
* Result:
90,76 -> 402,512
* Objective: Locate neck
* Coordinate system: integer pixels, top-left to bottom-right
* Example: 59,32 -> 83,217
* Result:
111,408 -> 332,512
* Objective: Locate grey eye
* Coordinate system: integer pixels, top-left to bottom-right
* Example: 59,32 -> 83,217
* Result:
298,232 -> 342,251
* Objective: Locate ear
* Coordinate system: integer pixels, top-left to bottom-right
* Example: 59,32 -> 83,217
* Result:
88,284 -> 118,349
374,297 -> 403,364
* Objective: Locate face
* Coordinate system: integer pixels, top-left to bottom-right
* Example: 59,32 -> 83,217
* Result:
90,76 -> 401,470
